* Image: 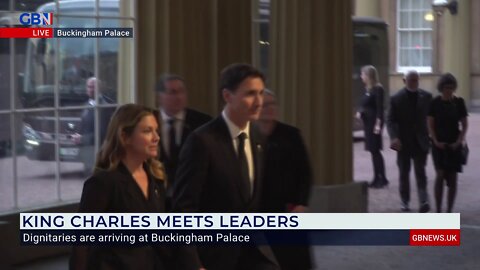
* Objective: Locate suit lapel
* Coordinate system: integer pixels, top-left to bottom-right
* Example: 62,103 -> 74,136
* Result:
181,109 -> 192,145
416,90 -> 426,111
249,125 -> 263,204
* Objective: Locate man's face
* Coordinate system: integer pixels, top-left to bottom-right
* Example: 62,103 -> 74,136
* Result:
224,76 -> 264,123
404,73 -> 419,91
259,93 -> 277,122
86,79 -> 96,98
158,79 -> 188,115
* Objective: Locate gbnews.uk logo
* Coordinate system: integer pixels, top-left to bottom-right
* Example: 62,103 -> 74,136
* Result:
19,13 -> 53,26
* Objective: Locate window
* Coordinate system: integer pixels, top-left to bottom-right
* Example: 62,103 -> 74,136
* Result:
252,0 -> 270,76
0,0 -> 135,213
397,0 -> 433,73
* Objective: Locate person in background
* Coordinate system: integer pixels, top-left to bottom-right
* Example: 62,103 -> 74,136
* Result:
257,89 -> 313,270
72,77 -> 113,176
428,73 -> 468,213
387,70 -> 432,213
358,65 -> 389,188
155,74 -> 212,210
70,104 -> 171,270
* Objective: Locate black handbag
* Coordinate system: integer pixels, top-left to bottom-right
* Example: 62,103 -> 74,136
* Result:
461,143 -> 469,165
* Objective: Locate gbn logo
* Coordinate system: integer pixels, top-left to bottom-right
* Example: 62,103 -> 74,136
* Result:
19,13 -> 53,26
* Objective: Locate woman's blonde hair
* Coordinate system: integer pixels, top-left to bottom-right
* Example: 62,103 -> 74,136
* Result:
361,65 -> 381,88
94,103 -> 165,181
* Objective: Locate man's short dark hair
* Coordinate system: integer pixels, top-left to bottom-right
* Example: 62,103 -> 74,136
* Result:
219,63 -> 265,93
155,73 -> 186,93
437,72 -> 457,92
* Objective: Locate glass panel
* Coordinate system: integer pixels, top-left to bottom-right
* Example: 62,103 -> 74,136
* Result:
423,31 -> 432,48
15,0 -> 54,12
423,49 -> 432,66
399,0 -> 409,10
100,0 -> 132,17
99,19 -> 134,104
422,12 -> 431,28
21,34 -> 56,109
99,19 -> 120,104
399,31 -> 410,47
399,11 -> 409,28
59,109 -> 88,201
411,11 -> 423,28
17,110 -> 58,209
399,49 -> 409,66
410,49 -> 422,66
0,38 -> 10,111
57,17 -> 95,107
0,115 -> 13,212
0,2 -> 9,10
59,0 -> 96,16
422,0 -> 432,10
98,105 -> 116,141
411,0 -> 422,10
411,31 -> 422,48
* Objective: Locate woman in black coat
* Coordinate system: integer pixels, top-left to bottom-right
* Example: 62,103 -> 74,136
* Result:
257,90 -> 313,270
428,73 -> 468,213
358,65 -> 389,188
70,104 -> 170,270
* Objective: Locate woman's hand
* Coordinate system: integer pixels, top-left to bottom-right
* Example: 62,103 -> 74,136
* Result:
449,141 -> 461,150
434,140 -> 447,150
373,123 -> 381,134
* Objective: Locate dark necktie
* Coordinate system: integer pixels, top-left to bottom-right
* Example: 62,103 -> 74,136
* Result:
168,118 -> 178,161
237,132 -> 251,197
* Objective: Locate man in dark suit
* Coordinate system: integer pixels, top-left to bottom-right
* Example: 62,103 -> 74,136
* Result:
155,74 -> 212,208
172,64 -> 279,270
387,70 -> 432,213
72,77 -> 114,176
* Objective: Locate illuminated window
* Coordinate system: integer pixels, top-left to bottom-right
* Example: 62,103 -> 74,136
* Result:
397,0 -> 433,73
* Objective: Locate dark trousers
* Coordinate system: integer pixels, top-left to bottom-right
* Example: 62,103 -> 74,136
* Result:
397,150 -> 428,205
370,150 -> 386,180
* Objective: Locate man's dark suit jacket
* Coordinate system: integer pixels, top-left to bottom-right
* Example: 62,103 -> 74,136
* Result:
172,116 -> 278,270
159,108 -> 212,194
79,95 -> 114,146
387,87 -> 433,153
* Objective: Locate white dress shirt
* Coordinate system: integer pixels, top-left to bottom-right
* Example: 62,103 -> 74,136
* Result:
222,110 -> 254,193
160,109 -> 186,157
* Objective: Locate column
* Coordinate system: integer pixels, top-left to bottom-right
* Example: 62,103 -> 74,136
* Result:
137,0 -> 252,115
269,0 -> 353,186
441,0 -> 471,103
354,0 -> 381,18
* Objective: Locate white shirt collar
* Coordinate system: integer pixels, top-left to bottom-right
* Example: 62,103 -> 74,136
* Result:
222,110 -> 250,140
160,109 -> 186,122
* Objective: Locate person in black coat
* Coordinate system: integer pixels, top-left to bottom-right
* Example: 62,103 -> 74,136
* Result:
387,70 -> 432,213
70,104 -> 170,270
172,64 -> 279,270
72,77 -> 115,176
427,73 -> 468,213
358,65 -> 389,188
257,89 -> 313,270
155,74 -> 212,210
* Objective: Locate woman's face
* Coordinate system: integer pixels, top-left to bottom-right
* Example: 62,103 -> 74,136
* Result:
441,84 -> 456,99
124,114 -> 160,160
361,71 -> 369,85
